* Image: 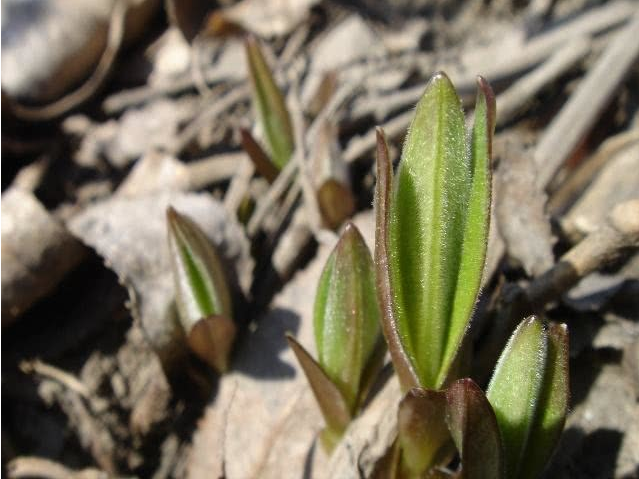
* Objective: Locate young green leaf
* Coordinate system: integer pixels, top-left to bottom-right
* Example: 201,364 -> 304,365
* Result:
398,388 -> 450,476
446,378 -> 504,479
376,73 -> 494,390
374,128 -> 421,392
486,316 -> 548,478
286,334 -> 351,452
439,76 -> 495,387
314,222 -> 382,411
244,35 -> 294,170
518,323 -> 569,479
166,207 -> 234,372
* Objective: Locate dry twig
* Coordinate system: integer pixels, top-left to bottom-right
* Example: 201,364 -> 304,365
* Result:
534,9 -> 639,189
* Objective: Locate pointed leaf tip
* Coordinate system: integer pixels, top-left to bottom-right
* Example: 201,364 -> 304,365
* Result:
486,316 -> 550,478
314,222 -> 382,411
374,127 -> 420,393
446,378 -> 504,479
244,36 -> 294,170
166,207 -> 232,330
286,333 -> 351,448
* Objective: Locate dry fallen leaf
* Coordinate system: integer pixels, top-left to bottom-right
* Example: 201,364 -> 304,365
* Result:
2,188 -> 86,326
495,136 -> 554,277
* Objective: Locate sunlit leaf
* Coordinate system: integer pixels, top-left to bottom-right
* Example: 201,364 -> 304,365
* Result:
374,128 -> 420,392
166,206 -> 234,373
245,35 -> 294,170
314,222 -> 382,411
486,316 -> 548,478
518,323 -> 569,479
167,207 -> 232,327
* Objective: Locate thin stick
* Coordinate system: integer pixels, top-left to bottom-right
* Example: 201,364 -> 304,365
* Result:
247,158 -> 298,237
527,199 -> 639,307
496,36 -> 591,126
19,359 -> 90,398
168,84 -> 250,156
534,10 -> 639,189
186,151 -> 246,189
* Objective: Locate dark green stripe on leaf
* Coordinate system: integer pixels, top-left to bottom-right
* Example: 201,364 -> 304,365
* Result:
374,128 -> 420,393
245,36 -> 294,170
167,207 -> 232,329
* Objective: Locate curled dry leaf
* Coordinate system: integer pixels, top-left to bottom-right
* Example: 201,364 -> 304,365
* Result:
2,188 -> 86,326
208,0 -> 320,38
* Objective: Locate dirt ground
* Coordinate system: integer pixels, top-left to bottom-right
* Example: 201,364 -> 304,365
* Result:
2,0 -> 638,477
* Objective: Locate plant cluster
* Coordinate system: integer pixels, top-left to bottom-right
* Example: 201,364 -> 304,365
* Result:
163,37 -> 569,478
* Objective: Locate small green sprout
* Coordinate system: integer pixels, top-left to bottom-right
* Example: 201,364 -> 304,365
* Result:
244,35 -> 295,171
375,72 -> 495,392
373,73 -> 569,478
167,207 -> 236,373
486,316 -> 569,479
288,223 -> 384,452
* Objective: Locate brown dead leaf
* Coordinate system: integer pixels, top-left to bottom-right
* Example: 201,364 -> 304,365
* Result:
495,135 -> 555,277
211,0 -> 320,39
2,188 -> 86,326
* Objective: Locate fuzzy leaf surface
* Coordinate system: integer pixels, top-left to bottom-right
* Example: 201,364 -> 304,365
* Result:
519,323 -> 569,479
388,73 -> 494,388
486,316 -> 548,478
438,77 -> 494,386
314,222 -> 381,411
374,129 -> 420,392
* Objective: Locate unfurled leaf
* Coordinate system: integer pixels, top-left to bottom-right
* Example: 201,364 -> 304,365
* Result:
245,35 -> 294,170
518,323 -> 569,479
446,378 -> 504,479
375,129 -> 421,392
375,73 -> 495,391
398,388 -> 450,476
314,222 -> 383,411
167,207 -> 234,372
486,316 -> 548,478
286,334 -> 351,452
